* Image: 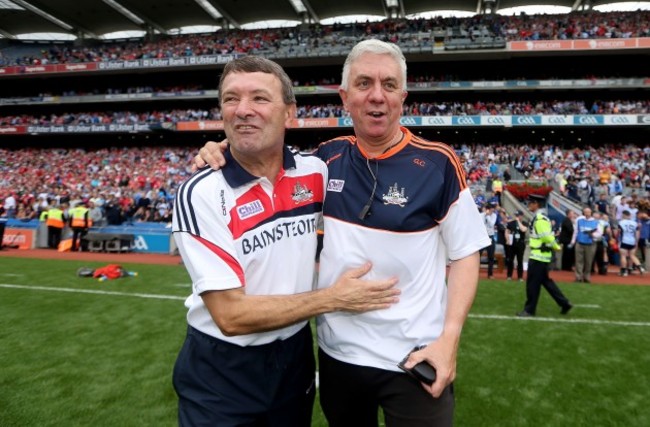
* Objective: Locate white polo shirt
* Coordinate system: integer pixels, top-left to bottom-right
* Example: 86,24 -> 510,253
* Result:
315,128 -> 490,372
173,146 -> 327,346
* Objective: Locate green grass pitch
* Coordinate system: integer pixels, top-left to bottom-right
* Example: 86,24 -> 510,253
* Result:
1,257 -> 649,426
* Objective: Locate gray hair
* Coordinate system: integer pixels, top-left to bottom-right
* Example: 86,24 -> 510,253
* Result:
219,56 -> 296,105
340,39 -> 407,91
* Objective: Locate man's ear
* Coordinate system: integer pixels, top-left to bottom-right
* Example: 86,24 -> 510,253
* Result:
339,88 -> 348,111
285,103 -> 297,128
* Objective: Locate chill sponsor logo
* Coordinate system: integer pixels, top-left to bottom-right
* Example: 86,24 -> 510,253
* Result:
452,116 -> 480,126
423,116 -> 449,126
513,116 -> 541,126
327,179 -> 345,192
241,218 -> 317,254
574,115 -> 604,125
237,200 -> 265,220
338,117 -> 354,127
399,116 -> 421,126
133,236 -> 149,251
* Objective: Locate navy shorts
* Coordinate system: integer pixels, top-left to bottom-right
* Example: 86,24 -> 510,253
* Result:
173,324 -> 315,427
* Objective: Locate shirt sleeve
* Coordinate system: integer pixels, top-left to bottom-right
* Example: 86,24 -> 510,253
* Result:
173,170 -> 245,295
440,188 -> 492,261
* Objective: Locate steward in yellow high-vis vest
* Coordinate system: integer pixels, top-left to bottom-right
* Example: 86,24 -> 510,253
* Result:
528,212 -> 560,263
69,202 -> 92,251
45,204 -> 65,249
517,194 -> 572,317
491,177 -> 503,205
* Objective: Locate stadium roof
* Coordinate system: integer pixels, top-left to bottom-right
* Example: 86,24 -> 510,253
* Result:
0,0 -> 645,40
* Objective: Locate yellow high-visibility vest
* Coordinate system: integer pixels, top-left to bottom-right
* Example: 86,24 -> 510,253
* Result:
528,212 -> 560,263
70,206 -> 92,228
46,208 -> 65,228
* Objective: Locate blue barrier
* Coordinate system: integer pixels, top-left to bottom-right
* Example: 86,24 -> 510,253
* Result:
5,219 -> 40,229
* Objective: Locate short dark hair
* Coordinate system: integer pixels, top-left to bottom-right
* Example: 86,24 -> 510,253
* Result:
218,56 -> 296,105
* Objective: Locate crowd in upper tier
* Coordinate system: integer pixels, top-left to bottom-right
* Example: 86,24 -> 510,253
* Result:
1,99 -> 648,127
1,11 -> 649,67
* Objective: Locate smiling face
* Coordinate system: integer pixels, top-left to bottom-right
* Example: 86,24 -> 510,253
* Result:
339,52 -> 407,154
220,71 -> 295,163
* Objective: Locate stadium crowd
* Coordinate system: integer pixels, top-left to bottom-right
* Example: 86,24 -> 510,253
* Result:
1,143 -> 648,216
2,143 -> 648,273
0,146 -> 193,226
1,11 -> 649,67
2,99 -> 648,126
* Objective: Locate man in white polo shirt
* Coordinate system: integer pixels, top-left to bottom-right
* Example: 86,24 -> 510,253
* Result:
172,56 -> 399,427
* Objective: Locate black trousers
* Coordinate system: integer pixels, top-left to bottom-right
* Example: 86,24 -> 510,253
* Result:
47,226 -> 62,249
71,227 -> 87,251
481,239 -> 496,277
592,241 -> 607,275
561,244 -> 575,271
506,243 -> 525,279
319,349 -> 454,427
523,259 -> 571,315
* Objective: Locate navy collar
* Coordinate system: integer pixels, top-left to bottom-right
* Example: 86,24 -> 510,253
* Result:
222,145 -> 296,188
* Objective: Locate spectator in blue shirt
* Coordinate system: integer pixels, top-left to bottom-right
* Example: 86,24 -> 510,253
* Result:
639,205 -> 650,272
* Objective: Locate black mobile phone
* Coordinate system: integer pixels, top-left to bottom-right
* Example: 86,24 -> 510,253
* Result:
397,346 -> 437,385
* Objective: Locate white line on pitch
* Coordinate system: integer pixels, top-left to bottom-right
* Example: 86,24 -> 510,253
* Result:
0,283 -> 185,300
2,284 -> 647,327
469,313 -> 650,327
